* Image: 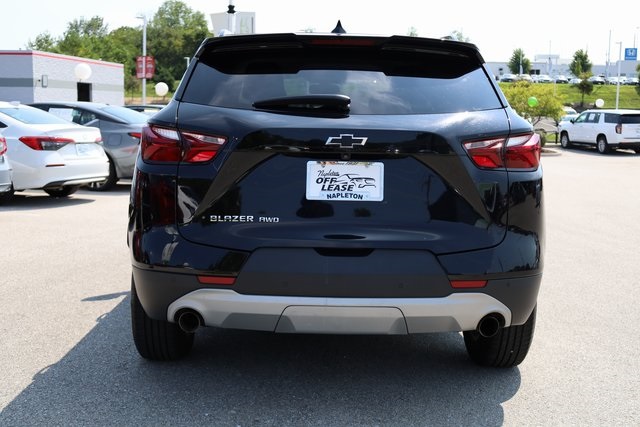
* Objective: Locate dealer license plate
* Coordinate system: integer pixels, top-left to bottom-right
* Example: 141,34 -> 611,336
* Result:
75,143 -> 100,157
306,161 -> 384,201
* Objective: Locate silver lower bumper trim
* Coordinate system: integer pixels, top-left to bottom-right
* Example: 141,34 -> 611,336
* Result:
167,290 -> 512,335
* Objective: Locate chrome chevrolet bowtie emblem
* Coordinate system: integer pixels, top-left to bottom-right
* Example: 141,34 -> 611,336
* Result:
325,134 -> 368,148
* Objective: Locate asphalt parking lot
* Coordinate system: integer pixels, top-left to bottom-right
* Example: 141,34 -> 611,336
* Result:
1,147 -> 639,426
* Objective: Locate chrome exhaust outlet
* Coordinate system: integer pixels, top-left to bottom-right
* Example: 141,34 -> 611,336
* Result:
176,310 -> 202,333
477,313 -> 504,338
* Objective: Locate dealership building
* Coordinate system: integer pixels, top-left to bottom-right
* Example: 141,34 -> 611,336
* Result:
0,50 -> 124,105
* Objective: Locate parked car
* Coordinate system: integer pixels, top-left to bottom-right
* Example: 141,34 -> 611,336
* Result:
558,106 -> 579,124
29,102 -> 148,190
554,75 -> 569,84
0,133 -> 12,204
128,28 -> 544,367
624,77 -> 639,85
535,74 -> 553,83
499,73 -> 518,82
569,77 -> 582,84
558,109 -> 640,153
124,104 -> 165,116
606,76 -> 627,85
587,75 -> 605,85
0,101 -> 108,201
517,74 -> 533,82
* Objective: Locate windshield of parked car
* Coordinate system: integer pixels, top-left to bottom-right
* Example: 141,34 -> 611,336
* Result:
182,44 -> 502,115
0,106 -> 73,125
101,106 -> 149,124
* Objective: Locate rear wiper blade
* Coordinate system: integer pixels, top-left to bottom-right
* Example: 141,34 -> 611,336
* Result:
253,94 -> 351,117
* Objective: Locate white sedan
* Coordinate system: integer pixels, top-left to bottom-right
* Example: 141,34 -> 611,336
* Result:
0,102 -> 109,201
0,133 -> 12,203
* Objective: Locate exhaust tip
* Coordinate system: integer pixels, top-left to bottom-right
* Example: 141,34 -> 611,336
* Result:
477,313 -> 504,338
176,310 -> 202,333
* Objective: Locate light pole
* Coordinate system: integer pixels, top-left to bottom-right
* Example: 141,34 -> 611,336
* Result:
615,41 -> 622,110
137,14 -> 148,105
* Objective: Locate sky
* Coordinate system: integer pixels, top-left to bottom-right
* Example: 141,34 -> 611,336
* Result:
2,0 -> 639,66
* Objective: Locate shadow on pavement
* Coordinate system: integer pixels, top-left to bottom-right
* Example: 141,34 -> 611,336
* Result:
0,295 -> 521,426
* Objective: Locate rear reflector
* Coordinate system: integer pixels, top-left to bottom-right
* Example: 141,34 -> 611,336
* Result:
0,136 -> 6,155
197,276 -> 236,285
450,280 -> 487,289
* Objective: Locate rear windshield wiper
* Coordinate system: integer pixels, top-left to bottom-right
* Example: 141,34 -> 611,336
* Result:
253,94 -> 350,117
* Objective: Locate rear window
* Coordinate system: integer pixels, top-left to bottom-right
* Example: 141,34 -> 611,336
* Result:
101,106 -> 149,124
620,114 -> 640,124
0,106 -> 72,125
182,43 -> 502,115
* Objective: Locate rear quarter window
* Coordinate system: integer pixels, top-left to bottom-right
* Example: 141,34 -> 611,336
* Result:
604,113 -> 619,124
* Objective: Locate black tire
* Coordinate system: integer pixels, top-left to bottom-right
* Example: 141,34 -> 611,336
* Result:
131,276 -> 194,360
596,136 -> 609,154
87,157 -> 117,191
463,306 -> 536,368
44,185 -> 79,197
0,186 -> 14,205
559,132 -> 571,149
633,148 -> 640,154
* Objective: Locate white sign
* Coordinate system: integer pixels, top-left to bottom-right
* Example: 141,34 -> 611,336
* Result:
306,161 -> 384,202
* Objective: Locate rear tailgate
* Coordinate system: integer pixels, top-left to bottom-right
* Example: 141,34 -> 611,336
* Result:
37,125 -> 104,160
620,114 -> 640,142
174,106 -> 510,255
167,33 -> 519,255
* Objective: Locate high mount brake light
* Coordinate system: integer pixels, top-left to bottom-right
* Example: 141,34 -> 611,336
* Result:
463,133 -> 541,170
19,136 -> 74,151
141,125 -> 226,163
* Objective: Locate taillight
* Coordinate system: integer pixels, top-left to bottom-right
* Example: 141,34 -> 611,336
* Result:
615,124 -> 622,134
140,125 -> 226,163
463,137 -> 505,168
181,131 -> 226,162
0,136 -> 6,155
128,132 -> 142,140
463,133 -> 540,170
19,136 -> 74,151
141,125 -> 181,162
504,133 -> 541,169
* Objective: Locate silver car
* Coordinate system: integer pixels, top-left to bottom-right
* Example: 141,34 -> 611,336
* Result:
29,102 -> 149,190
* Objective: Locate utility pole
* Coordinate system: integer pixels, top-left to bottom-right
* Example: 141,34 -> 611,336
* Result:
137,14 -> 148,105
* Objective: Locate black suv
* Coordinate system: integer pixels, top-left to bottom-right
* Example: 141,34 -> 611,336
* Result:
128,29 -> 544,367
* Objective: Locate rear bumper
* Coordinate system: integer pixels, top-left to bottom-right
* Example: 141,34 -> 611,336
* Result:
12,159 -> 109,190
0,167 -> 11,192
133,266 -> 541,334
168,289 -> 511,334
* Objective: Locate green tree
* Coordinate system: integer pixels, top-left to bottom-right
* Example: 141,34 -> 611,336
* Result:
447,30 -> 470,43
502,81 -> 565,126
508,49 -> 531,74
575,72 -> 594,107
569,49 -> 592,77
26,33 -> 59,52
57,17 -> 110,59
146,0 -> 210,83
636,64 -> 640,97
